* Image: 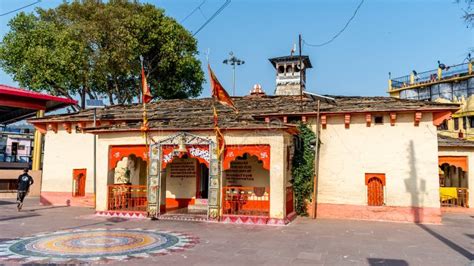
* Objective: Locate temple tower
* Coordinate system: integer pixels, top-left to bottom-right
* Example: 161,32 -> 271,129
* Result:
269,55 -> 312,96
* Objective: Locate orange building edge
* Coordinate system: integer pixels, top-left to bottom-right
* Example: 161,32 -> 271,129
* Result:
314,203 -> 442,224
40,191 -> 95,207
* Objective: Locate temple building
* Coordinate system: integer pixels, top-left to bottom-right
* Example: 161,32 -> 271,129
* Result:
29,55 -> 464,224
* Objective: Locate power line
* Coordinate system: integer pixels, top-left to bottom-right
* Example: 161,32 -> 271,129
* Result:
181,0 -> 206,23
303,0 -> 364,48
193,0 -> 231,36
0,0 -> 41,17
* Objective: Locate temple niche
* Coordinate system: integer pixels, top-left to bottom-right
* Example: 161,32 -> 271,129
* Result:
223,154 -> 269,188
113,155 -> 147,185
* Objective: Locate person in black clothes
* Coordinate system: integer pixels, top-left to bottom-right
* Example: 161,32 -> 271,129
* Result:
17,168 -> 34,211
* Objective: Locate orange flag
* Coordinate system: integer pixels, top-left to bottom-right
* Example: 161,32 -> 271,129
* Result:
141,66 -> 152,104
208,64 -> 237,112
213,106 -> 225,157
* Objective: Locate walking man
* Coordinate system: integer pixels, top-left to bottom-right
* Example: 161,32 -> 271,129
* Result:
17,168 -> 34,211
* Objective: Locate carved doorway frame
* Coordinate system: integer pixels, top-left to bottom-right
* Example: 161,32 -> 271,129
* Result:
147,132 -> 220,220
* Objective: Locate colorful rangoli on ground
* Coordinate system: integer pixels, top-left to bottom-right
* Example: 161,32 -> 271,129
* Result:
0,228 -> 198,263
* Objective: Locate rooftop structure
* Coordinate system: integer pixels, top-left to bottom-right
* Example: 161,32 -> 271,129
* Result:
269,55 -> 312,96
29,94 -> 458,133
0,84 -> 77,125
388,61 -> 474,139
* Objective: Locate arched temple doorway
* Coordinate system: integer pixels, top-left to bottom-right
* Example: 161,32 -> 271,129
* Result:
222,145 -> 271,218
147,132 -> 218,220
107,145 -> 148,212
161,155 -> 210,215
439,156 -> 469,208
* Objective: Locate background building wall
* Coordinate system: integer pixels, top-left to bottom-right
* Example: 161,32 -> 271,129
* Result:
313,112 -> 441,223
0,169 -> 41,198
40,124 -> 95,207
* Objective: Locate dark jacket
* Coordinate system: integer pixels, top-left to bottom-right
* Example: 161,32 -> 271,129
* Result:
18,173 -> 34,191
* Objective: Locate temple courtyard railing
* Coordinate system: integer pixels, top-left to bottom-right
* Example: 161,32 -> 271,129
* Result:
222,186 -> 270,216
107,184 -> 147,212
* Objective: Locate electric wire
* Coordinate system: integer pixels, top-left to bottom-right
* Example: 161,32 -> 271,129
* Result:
0,0 -> 41,17
303,0 -> 364,48
146,0 -> 228,75
181,0 -> 206,23
192,0 -> 231,36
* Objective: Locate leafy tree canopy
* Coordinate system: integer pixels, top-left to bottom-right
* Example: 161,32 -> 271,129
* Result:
0,0 -> 204,109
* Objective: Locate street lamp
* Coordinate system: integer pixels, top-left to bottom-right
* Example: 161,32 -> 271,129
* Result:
223,52 -> 245,96
86,99 -> 105,209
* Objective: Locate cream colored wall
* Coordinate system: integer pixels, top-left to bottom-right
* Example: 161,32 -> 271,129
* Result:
95,130 -> 289,219
42,125 -> 95,195
165,157 -> 197,199
313,112 -> 440,209
438,146 -> 474,208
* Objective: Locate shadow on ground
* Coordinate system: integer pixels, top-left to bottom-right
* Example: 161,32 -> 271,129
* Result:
367,258 -> 409,266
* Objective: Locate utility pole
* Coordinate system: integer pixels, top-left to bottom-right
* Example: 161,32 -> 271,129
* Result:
298,34 -> 304,111
223,52 -> 245,96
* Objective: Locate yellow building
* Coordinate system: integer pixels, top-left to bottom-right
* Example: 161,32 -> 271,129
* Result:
388,60 -> 474,139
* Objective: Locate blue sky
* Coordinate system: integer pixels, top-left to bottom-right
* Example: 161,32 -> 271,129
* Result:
0,0 -> 472,98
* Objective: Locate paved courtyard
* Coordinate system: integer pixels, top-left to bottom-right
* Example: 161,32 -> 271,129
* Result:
0,198 -> 472,265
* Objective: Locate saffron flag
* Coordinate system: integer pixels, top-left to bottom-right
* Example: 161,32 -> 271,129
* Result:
141,66 -> 152,104
208,64 -> 237,112
213,105 -> 225,157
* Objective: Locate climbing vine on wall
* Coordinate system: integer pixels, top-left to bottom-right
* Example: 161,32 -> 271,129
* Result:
291,123 -> 316,215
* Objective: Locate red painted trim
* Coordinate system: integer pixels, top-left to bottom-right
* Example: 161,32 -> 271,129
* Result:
344,114 -> 351,129
414,112 -> 422,126
34,123 -> 47,134
321,115 -> 327,129
254,108 -> 460,118
84,126 -> 295,134
390,112 -> 397,126
365,113 -> 371,127
62,122 -> 72,133
433,111 -> 452,126
223,145 -> 271,171
365,173 -> 386,186
40,192 -> 94,207
72,169 -> 87,197
0,96 -> 46,110
0,84 -> 77,105
165,198 -> 195,209
315,203 -> 442,224
47,123 -> 58,133
439,156 -> 468,171
96,210 -> 147,219
108,145 -> 148,170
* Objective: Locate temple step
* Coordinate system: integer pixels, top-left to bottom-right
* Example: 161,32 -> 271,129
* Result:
187,198 -> 208,213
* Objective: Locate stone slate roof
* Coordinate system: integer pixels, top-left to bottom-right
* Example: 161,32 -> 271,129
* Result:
29,95 -> 459,132
438,134 -> 474,147
324,96 -> 460,113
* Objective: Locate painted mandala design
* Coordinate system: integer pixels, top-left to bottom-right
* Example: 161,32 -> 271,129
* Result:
0,228 -> 198,263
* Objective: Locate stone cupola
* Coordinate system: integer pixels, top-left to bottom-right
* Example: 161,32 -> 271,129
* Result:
268,55 -> 312,96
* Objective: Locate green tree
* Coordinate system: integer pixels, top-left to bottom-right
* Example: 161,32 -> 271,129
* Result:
291,123 -> 316,216
0,0 -> 204,109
